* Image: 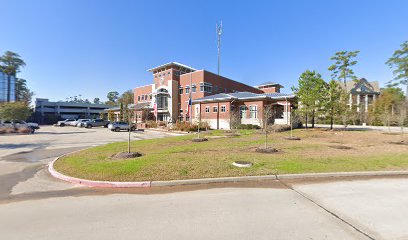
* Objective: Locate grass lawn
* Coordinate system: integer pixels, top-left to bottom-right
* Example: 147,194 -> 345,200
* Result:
54,129 -> 408,181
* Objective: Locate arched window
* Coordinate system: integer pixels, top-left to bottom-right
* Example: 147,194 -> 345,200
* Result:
156,88 -> 169,110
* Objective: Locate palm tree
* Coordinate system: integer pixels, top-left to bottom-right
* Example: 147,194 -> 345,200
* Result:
0,51 -> 26,102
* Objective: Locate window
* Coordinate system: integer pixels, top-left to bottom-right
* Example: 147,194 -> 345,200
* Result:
239,105 -> 247,119
156,88 -> 169,110
179,86 -> 183,94
213,106 -> 218,112
150,95 -> 152,100
250,105 -> 257,119
191,84 -> 196,93
214,86 -> 218,92
141,95 -> 144,101
205,106 -> 210,113
221,105 -> 226,112
199,82 -> 213,93
185,86 -> 190,94
138,96 -> 140,101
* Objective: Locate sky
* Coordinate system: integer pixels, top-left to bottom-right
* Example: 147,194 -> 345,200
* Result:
1,0 -> 407,102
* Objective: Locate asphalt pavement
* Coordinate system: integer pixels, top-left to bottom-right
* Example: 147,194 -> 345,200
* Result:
1,126 -> 407,239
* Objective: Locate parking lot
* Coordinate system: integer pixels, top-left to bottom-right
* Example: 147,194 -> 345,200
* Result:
0,125 -> 176,198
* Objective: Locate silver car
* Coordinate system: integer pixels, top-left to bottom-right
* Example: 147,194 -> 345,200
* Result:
108,121 -> 136,132
76,119 -> 91,127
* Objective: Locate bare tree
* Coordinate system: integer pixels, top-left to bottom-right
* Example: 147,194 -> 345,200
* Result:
262,104 -> 275,149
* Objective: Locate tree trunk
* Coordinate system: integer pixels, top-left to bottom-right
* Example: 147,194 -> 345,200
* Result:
330,107 -> 334,130
265,131 -> 268,149
305,114 -> 308,129
312,109 -> 315,128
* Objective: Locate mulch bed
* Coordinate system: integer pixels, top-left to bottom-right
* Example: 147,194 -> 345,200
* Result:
255,147 -> 279,153
388,140 -> 408,146
329,145 -> 353,150
111,152 -> 142,159
191,138 -> 208,142
284,136 -> 301,140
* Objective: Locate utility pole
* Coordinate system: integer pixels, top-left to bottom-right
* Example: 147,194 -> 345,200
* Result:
216,21 -> 223,76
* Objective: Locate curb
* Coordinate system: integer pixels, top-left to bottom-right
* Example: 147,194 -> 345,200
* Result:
49,153 -> 408,188
48,156 -> 150,188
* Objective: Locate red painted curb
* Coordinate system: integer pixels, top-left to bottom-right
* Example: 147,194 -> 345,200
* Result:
48,157 -> 151,188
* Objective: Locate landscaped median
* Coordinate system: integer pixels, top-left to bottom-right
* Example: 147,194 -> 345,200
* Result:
51,129 -> 408,186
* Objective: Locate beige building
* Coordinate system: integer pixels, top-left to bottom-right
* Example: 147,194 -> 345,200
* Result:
342,78 -> 380,112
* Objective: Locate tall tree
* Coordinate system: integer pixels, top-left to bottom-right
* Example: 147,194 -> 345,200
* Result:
292,70 -> 326,128
322,80 -> 342,129
106,91 -> 119,105
93,97 -> 100,104
328,51 -> 360,127
15,78 -> 34,104
0,51 -> 26,102
386,41 -> 408,99
328,51 -> 360,89
119,90 -> 134,105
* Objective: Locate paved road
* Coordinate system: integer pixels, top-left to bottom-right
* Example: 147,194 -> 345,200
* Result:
1,126 -> 408,239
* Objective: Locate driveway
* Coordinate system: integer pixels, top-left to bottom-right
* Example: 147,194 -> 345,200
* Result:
0,126 -> 175,198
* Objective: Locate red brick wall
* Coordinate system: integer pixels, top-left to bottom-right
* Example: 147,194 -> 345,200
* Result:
259,86 -> 280,93
134,85 -> 152,104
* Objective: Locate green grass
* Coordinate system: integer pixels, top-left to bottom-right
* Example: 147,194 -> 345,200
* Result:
53,129 -> 408,181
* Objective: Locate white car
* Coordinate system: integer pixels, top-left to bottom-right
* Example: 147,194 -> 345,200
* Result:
75,119 -> 91,127
0,120 -> 40,133
108,121 -> 136,132
56,119 -> 76,127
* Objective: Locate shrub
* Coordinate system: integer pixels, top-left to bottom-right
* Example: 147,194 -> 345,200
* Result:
145,120 -> 157,128
270,124 -> 291,132
173,121 -> 208,132
237,124 -> 260,129
17,127 -> 32,134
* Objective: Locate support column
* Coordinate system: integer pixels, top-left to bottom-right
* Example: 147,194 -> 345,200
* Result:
356,94 -> 360,112
365,94 -> 368,112
349,94 -> 352,109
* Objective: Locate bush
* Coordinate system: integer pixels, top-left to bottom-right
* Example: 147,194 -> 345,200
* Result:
17,127 -> 32,134
145,120 -> 157,128
270,124 -> 291,132
237,124 -> 260,129
173,121 -> 209,132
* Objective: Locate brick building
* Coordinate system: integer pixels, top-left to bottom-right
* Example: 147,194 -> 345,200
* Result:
133,62 -> 295,129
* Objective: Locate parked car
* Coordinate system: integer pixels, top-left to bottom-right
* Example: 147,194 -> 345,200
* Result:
83,119 -> 110,128
56,119 -> 76,127
75,119 -> 91,127
108,121 -> 136,132
0,120 -> 40,133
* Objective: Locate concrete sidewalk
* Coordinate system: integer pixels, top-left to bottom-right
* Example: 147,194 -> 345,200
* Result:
315,124 -> 407,133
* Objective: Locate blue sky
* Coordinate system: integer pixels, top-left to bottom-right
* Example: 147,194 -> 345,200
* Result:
1,0 -> 407,102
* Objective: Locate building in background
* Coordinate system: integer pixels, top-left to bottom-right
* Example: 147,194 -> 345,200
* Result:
132,62 -> 294,129
343,78 -> 381,112
34,98 -> 111,124
0,70 -> 16,102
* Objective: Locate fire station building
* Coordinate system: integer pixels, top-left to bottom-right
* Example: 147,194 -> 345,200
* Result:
133,62 -> 295,129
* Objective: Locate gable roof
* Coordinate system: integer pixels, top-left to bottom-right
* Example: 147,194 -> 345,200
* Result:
341,78 -> 380,94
